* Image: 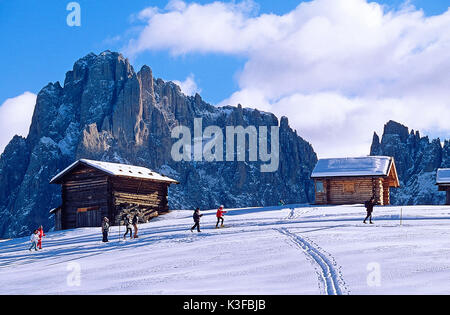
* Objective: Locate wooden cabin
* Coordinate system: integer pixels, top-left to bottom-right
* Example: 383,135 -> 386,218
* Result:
311,156 -> 400,205
49,159 -> 179,230
436,169 -> 450,205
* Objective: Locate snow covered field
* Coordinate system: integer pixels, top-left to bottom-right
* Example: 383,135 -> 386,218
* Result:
1,205 -> 450,295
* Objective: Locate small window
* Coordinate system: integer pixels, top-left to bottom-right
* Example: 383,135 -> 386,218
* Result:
316,181 -> 325,193
344,182 -> 355,193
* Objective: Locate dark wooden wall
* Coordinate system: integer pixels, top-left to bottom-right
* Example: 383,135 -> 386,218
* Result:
60,165 -> 109,229
54,209 -> 62,231
57,164 -> 172,230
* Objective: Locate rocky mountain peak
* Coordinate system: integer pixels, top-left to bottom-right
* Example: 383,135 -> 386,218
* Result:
0,51 -> 318,238
381,120 -> 410,144
280,116 -> 290,130
371,120 -> 449,205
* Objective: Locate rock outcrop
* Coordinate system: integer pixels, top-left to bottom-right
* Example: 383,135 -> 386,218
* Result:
370,120 -> 449,205
0,51 -> 317,238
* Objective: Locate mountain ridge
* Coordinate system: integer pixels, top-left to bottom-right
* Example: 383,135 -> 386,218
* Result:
0,51 -> 317,238
2,50 -> 448,239
370,120 -> 450,205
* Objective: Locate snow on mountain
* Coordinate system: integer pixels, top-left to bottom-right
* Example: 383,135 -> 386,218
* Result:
371,120 -> 450,205
0,51 -> 317,239
1,204 -> 450,295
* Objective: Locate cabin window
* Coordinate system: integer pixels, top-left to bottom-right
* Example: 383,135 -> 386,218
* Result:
316,181 -> 325,193
343,182 -> 355,193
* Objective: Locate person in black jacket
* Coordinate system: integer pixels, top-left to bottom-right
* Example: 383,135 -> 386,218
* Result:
364,197 -> 377,224
191,208 -> 203,233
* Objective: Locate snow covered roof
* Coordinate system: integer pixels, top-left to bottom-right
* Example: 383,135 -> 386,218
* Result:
50,159 -> 179,184
311,156 -> 394,178
437,169 -> 450,185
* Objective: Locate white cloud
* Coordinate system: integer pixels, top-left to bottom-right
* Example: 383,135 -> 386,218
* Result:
0,92 -> 37,154
172,74 -> 201,96
166,0 -> 188,12
124,0 -> 261,56
126,0 -> 450,157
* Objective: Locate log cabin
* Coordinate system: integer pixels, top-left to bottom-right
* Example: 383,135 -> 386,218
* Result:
311,156 -> 400,205
49,159 -> 179,230
436,169 -> 450,205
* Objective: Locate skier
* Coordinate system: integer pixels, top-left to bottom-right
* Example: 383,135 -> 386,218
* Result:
102,217 -> 110,242
29,230 -> 39,251
37,225 -> 45,250
123,215 -> 133,240
278,200 -> 285,206
132,213 -> 139,238
364,197 -> 377,224
191,208 -> 203,233
215,205 -> 227,228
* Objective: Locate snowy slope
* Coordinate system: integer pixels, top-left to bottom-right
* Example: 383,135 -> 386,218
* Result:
1,205 -> 450,295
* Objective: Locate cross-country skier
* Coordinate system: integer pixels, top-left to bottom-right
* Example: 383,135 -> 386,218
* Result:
37,225 -> 45,250
132,213 -> 139,238
191,208 -> 203,233
215,205 -> 227,228
364,197 -> 377,224
29,230 -> 39,251
102,217 -> 110,242
123,215 -> 133,239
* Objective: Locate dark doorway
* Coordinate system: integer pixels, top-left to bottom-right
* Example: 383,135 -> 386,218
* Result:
76,206 -> 101,227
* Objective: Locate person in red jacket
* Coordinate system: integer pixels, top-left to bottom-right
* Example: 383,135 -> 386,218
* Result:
37,225 -> 45,250
215,205 -> 227,228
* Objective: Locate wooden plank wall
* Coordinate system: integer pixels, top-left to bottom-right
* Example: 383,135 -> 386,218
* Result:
383,181 -> 390,205
314,177 -> 386,205
60,166 -> 109,229
111,177 -> 168,208
111,177 -> 170,222
57,164 -> 172,229
314,180 -> 327,204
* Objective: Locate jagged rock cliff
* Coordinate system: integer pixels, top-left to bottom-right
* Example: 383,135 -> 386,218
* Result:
371,120 -> 450,205
0,51 -> 317,238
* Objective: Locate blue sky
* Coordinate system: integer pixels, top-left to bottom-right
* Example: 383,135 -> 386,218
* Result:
0,0 -> 449,157
0,0 -> 448,104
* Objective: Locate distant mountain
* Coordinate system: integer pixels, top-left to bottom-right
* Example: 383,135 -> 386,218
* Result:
370,120 -> 450,205
0,51 -> 317,238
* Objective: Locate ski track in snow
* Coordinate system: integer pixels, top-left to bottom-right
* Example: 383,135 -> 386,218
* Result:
3,205 -> 450,294
277,227 -> 348,295
279,207 -> 349,295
